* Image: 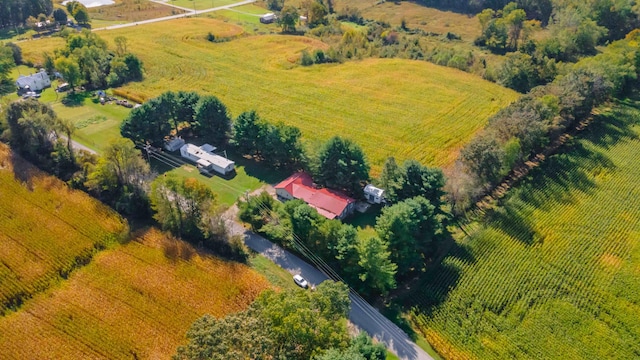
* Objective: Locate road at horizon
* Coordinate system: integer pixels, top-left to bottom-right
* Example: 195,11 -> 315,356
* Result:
92,0 -> 256,31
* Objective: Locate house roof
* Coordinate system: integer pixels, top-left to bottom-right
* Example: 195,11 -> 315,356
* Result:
181,143 -> 234,169
275,172 -> 355,219
364,184 -> 384,197
16,71 -> 49,88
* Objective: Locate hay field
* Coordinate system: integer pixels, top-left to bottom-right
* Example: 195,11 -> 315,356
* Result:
89,0 -> 185,22
19,18 -> 517,172
0,143 -> 128,315
98,18 -> 514,172
0,228 -> 270,359
409,100 -> 640,359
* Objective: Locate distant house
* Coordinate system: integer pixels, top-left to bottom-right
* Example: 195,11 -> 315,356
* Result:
164,137 -> 185,152
260,13 -> 276,24
275,172 -> 356,220
180,143 -> 235,175
15,70 -> 51,93
364,184 -> 385,204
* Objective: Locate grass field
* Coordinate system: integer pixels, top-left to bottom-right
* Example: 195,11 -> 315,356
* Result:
0,228 -> 270,359
150,150 -> 285,206
18,18 -> 516,174
169,0 -> 240,10
407,99 -> 640,359
89,0 -> 184,22
53,95 -> 133,153
0,143 -> 128,315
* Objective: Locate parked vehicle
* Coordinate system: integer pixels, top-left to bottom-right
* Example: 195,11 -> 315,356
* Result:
293,274 -> 308,288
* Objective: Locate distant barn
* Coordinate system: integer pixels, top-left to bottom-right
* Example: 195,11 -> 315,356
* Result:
260,13 -> 276,24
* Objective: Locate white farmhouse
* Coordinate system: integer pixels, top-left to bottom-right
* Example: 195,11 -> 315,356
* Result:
180,143 -> 235,176
364,184 -> 385,204
15,70 -> 51,93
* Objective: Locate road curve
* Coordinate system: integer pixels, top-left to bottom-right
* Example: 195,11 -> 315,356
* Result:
227,220 -> 434,360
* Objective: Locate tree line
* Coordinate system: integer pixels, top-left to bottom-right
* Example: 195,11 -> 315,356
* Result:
46,31 -> 142,91
0,0 -> 53,28
451,30 -> 640,213
175,281 -> 386,360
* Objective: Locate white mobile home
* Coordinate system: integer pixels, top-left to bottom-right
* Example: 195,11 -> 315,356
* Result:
180,143 -> 235,176
16,70 -> 51,93
364,184 -> 385,204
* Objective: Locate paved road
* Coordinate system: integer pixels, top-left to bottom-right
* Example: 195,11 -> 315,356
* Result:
59,135 -> 97,155
92,0 -> 256,31
226,220 -> 434,360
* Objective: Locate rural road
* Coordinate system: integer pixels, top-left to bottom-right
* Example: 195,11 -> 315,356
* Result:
59,135 -> 98,155
92,0 -> 256,31
226,219 -> 434,360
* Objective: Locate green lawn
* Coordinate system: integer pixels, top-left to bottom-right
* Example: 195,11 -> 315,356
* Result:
168,0 -> 240,10
408,99 -> 640,359
212,5 -> 270,27
149,149 -> 285,206
249,253 -> 299,291
52,93 -> 133,153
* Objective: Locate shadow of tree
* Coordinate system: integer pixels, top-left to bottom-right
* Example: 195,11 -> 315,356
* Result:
61,91 -> 91,107
224,149 -> 289,185
10,150 -> 37,191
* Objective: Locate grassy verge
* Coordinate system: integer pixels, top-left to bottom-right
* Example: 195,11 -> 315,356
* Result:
248,252 -> 299,291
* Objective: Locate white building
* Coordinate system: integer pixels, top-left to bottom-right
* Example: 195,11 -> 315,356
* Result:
260,13 -> 276,24
364,184 -> 385,204
16,70 -> 51,93
180,143 -> 235,176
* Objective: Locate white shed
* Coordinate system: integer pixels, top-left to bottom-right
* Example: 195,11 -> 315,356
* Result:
179,143 -> 235,176
16,70 -> 51,93
260,13 -> 276,24
364,184 -> 385,204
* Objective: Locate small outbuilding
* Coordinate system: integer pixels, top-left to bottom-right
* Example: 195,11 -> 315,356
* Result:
260,13 -> 276,24
164,137 -> 185,152
180,143 -> 235,176
364,184 -> 385,204
16,70 -> 51,94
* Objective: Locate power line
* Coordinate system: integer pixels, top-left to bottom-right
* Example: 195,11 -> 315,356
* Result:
246,195 -> 417,355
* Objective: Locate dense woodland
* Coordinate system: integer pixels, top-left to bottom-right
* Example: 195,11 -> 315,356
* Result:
0,0 -> 53,28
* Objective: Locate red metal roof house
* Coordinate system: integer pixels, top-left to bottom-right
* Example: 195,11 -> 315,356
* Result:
275,172 -> 356,220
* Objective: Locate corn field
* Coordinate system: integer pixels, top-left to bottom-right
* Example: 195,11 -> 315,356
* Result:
410,102 -> 640,359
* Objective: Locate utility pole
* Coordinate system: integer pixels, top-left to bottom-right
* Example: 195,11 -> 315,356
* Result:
145,142 -> 151,163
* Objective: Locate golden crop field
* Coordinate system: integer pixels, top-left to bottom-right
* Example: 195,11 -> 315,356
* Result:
19,18 -> 517,173
409,100 -> 640,359
0,143 -> 128,315
0,228 -> 270,359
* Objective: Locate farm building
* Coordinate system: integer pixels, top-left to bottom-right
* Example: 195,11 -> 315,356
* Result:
15,70 -> 51,93
164,137 -> 185,152
260,13 -> 276,24
364,184 -> 385,204
179,143 -> 235,176
275,172 -> 356,220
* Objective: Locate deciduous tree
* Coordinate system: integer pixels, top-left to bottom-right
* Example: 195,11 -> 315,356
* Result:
315,136 -> 370,197
193,95 -> 231,145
